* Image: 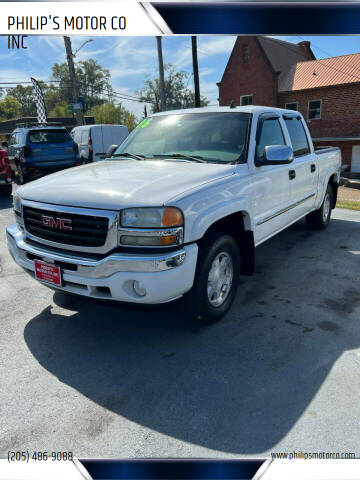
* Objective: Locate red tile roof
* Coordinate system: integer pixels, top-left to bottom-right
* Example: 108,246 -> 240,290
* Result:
278,53 -> 360,92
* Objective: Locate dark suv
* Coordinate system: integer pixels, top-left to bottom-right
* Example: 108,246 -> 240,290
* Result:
7,125 -> 80,184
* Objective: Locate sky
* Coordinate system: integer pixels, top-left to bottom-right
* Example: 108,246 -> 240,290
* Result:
0,35 -> 360,119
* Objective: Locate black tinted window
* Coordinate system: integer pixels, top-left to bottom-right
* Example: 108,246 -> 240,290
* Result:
256,118 -> 285,159
285,118 -> 310,156
28,129 -> 71,144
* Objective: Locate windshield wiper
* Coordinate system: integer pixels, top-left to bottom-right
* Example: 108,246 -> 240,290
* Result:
153,153 -> 206,163
112,152 -> 145,161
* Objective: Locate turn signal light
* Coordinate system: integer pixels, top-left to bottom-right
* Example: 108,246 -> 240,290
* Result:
162,208 -> 183,227
160,235 -> 177,246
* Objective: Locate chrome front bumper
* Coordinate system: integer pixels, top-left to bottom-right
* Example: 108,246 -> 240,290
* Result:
6,223 -> 198,303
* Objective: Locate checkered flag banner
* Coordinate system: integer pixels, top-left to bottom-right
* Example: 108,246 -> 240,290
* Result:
31,77 -> 47,124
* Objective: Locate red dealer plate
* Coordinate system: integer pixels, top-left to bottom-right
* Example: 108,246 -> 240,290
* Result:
34,260 -> 62,287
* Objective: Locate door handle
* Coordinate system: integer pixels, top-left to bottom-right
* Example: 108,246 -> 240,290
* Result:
289,169 -> 296,180
311,164 -> 316,172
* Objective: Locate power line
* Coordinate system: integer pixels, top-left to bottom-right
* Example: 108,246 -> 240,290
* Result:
276,37 -> 360,84
296,35 -> 360,79
0,81 -> 144,103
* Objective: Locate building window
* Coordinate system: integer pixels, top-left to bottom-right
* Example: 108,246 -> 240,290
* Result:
285,102 -> 298,111
240,94 -> 253,106
308,100 -> 322,120
242,44 -> 249,64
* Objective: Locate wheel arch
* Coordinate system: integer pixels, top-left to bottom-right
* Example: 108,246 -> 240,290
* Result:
328,173 -> 339,209
199,210 -> 255,276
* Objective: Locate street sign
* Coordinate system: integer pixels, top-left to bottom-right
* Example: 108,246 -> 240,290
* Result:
72,102 -> 82,111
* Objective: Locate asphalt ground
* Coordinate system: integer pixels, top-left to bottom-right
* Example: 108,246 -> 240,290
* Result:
1,185 -> 360,458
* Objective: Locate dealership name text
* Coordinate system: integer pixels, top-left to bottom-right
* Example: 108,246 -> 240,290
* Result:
8,16 -> 126,31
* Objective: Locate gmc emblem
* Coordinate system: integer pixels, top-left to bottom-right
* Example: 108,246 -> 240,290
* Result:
41,215 -> 72,231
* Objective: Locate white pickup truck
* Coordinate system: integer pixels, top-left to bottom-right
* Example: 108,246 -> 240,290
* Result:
7,106 -> 341,322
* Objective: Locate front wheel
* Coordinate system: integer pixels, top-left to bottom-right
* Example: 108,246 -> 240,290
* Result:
306,185 -> 333,230
183,231 -> 240,323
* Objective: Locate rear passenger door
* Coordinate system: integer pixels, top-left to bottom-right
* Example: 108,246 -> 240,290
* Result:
253,113 -> 292,245
283,114 -> 317,220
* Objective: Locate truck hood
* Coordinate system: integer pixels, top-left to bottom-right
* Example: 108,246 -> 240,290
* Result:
18,159 -> 236,210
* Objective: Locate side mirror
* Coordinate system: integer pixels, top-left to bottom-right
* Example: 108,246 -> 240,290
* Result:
1,141 -> 8,148
105,144 -> 118,159
256,145 -> 294,166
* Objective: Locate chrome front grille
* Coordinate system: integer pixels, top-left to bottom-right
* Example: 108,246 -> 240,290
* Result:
21,200 -> 119,254
23,206 -> 109,247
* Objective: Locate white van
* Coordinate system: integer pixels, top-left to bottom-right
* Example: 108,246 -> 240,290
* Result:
71,124 -> 129,163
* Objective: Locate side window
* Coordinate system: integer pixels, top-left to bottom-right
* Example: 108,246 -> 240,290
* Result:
256,118 -> 285,160
285,117 -> 310,157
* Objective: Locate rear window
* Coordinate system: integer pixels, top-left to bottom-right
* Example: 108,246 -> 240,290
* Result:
28,129 -> 71,144
284,117 -> 310,157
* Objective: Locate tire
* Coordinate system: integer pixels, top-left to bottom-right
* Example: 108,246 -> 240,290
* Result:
17,163 -> 27,185
0,184 -> 12,196
306,185 -> 333,230
183,231 -> 240,324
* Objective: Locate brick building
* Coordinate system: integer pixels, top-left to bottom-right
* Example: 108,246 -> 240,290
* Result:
218,36 -> 360,171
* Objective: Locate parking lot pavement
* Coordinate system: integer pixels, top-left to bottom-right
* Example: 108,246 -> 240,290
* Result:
1,189 -> 360,458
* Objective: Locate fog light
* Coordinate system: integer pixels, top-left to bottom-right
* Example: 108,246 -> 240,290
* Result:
133,280 -> 146,297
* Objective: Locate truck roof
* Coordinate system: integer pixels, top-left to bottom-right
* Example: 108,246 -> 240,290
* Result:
153,105 -> 296,116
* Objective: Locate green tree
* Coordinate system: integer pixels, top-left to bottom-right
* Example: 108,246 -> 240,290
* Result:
0,96 -> 22,120
89,102 -> 137,131
136,65 -> 209,113
7,85 -> 37,117
49,103 -> 72,117
51,59 -> 112,111
43,84 -> 63,114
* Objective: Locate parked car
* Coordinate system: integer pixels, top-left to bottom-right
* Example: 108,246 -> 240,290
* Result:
7,125 -> 80,184
71,124 -> 129,163
0,147 -> 12,196
7,106 -> 341,323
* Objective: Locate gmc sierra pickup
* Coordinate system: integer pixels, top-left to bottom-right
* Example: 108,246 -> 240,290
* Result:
7,106 -> 341,322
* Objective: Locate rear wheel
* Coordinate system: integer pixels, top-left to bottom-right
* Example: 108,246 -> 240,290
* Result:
0,184 -> 12,196
183,231 -> 240,323
306,185 -> 333,230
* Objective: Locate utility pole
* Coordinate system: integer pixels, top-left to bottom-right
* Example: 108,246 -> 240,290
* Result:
63,36 -> 85,126
191,36 -> 201,108
156,36 -> 166,111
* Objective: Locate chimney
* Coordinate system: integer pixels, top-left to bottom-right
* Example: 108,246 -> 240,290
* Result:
297,41 -> 314,60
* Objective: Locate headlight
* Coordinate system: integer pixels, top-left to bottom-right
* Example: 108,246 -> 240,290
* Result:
121,207 -> 183,228
13,194 -> 23,225
119,207 -> 184,247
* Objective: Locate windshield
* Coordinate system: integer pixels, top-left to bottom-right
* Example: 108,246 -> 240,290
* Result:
28,129 -> 71,144
114,112 -> 251,163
